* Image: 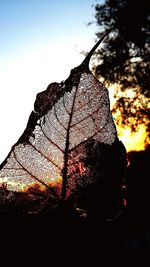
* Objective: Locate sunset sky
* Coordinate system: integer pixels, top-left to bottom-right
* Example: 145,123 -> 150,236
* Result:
0,0 -> 146,164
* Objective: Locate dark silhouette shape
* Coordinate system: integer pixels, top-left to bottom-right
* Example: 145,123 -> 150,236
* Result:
127,145 -> 150,227
123,145 -> 150,262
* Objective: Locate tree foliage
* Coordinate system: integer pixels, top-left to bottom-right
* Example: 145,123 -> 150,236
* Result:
92,0 -> 150,137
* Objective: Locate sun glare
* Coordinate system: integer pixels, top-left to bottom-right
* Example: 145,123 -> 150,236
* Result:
117,124 -> 148,152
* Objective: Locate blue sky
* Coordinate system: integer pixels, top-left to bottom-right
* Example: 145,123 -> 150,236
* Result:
0,0 -> 98,66
0,0 -> 101,163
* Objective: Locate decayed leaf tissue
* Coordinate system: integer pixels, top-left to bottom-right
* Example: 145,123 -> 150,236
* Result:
0,32 -> 127,220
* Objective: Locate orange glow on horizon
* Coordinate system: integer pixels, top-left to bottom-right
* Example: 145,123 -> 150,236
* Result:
108,84 -> 149,153
117,124 -> 149,152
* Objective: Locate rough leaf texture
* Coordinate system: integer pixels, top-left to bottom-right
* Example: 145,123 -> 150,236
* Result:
0,38 -> 126,218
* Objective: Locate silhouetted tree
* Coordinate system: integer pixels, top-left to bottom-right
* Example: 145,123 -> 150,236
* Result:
91,0 -> 150,138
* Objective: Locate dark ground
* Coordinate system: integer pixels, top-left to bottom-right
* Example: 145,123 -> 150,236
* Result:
0,146 -> 150,265
0,203 -> 150,266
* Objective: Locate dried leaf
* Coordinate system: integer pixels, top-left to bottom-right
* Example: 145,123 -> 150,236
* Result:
0,31 -> 126,218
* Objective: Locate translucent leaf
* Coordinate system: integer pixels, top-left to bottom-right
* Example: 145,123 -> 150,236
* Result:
0,31 -> 125,217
